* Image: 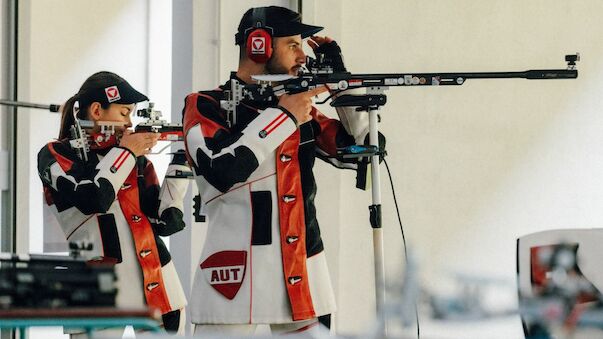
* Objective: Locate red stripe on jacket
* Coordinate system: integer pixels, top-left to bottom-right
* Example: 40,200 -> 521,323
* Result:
263,113 -> 288,133
118,169 -> 172,314
276,130 -> 316,321
112,150 -> 130,171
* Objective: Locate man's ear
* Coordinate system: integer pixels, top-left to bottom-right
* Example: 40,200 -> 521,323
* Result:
88,102 -> 103,121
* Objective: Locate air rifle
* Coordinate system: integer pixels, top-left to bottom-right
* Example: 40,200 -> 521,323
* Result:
221,54 -> 579,124
0,99 -> 185,163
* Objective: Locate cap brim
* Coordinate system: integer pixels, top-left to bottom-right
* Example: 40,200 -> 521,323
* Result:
273,22 -> 324,39
114,81 -> 148,104
77,80 -> 148,108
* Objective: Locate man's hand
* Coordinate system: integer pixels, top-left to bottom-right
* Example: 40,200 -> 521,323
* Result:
307,36 -> 334,49
119,130 -> 160,156
278,86 -> 329,126
307,36 -> 347,72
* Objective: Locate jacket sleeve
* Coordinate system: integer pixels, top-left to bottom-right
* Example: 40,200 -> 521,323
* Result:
37,142 -> 136,214
183,93 -> 297,193
312,107 -> 359,170
332,89 -> 370,145
312,106 -> 386,190
137,157 -> 189,237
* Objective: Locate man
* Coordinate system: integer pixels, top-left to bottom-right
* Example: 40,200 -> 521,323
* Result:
183,6 -> 369,336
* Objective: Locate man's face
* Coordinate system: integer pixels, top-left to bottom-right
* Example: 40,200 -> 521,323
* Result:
265,35 -> 306,75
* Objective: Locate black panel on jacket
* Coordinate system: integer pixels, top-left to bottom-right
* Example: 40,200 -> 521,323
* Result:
188,94 -> 262,193
55,176 -> 115,214
155,236 -> 172,266
298,121 -> 324,257
162,309 -> 181,332
37,146 -> 58,186
251,191 -> 272,245
204,129 -> 244,153
140,183 -> 160,219
193,146 -> 259,193
138,158 -> 160,219
319,314 -> 332,329
195,96 -> 230,130
39,142 -> 117,214
97,214 -> 123,263
299,121 -> 315,145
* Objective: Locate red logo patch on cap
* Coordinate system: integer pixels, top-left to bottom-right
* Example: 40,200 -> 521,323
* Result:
200,251 -> 247,300
251,36 -> 266,54
105,86 -> 121,103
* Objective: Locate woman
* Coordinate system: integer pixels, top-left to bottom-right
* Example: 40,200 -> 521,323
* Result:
37,71 -> 188,335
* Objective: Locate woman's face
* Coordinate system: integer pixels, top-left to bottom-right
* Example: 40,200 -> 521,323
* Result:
89,102 -> 136,134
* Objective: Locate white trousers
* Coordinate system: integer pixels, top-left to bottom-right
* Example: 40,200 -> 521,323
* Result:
193,318 -> 324,337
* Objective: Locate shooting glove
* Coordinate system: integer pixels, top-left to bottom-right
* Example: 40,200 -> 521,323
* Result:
314,41 -> 347,72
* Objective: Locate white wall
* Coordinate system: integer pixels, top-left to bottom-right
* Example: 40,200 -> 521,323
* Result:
304,0 -> 603,336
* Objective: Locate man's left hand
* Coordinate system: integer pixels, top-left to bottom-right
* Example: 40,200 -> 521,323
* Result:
307,36 -> 347,72
307,36 -> 334,49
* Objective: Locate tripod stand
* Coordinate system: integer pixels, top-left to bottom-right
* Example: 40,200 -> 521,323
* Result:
333,87 -> 390,333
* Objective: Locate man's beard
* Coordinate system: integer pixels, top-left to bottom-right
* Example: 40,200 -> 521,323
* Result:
265,56 -> 301,75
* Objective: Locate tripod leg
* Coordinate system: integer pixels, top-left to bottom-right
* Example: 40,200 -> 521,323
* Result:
368,108 -> 386,334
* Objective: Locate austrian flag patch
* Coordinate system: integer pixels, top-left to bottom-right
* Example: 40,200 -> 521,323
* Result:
251,36 -> 266,54
200,250 -> 247,300
105,85 -> 121,103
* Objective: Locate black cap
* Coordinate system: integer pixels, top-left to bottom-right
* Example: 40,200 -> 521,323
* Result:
235,6 -> 323,45
77,78 -> 148,108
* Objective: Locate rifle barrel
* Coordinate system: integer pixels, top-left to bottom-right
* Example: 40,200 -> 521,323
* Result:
307,69 -> 577,88
0,99 -> 61,112
343,70 -> 577,80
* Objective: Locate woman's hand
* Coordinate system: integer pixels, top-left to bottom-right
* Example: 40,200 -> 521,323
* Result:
119,130 -> 160,156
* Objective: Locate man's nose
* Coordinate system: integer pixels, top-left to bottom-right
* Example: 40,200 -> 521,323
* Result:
296,49 -> 306,63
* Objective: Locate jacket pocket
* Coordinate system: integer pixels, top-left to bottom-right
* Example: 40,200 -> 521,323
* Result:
251,191 -> 272,245
97,214 -> 123,263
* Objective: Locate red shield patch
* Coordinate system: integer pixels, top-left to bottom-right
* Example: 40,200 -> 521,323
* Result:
200,251 -> 247,300
105,86 -> 121,103
251,37 -> 265,54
